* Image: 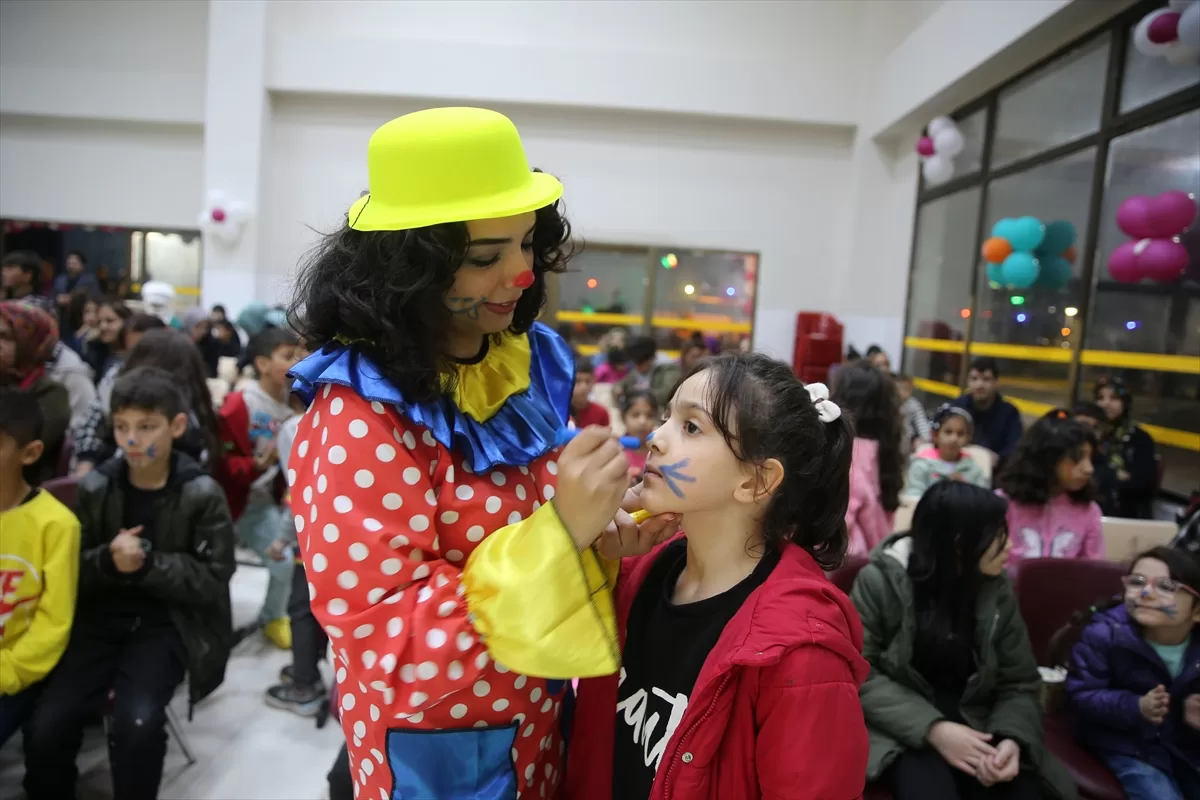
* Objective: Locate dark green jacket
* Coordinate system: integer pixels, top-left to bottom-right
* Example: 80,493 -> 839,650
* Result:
850,533 -> 1076,799
29,375 -> 70,484
77,451 -> 235,710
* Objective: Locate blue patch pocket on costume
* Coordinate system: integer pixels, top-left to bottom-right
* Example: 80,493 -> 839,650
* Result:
386,723 -> 519,800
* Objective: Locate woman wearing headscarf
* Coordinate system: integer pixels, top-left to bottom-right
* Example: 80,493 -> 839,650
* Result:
1094,377 -> 1157,519
0,302 -> 70,483
182,307 -> 221,378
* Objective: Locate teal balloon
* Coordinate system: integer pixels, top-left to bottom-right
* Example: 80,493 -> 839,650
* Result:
1035,256 -> 1072,290
1038,220 -> 1076,257
1001,252 -> 1040,288
991,218 -> 1020,241
1007,216 -> 1046,251
986,263 -> 1005,285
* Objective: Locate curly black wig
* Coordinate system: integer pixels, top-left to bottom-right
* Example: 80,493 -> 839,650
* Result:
831,361 -> 904,513
998,412 -> 1097,506
289,192 -> 574,404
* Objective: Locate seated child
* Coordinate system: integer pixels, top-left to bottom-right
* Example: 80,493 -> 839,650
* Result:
22,367 -> 234,800
569,357 -> 610,429
617,335 -> 679,408
618,389 -> 658,476
904,404 -> 988,500
1072,402 -> 1121,518
852,481 -> 1075,800
895,373 -> 932,448
216,327 -> 300,649
997,410 -> 1103,564
0,388 -> 80,746
1065,547 -> 1199,800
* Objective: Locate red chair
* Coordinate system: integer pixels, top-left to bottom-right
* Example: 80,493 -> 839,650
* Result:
41,475 -> 81,511
1011,558 -> 1127,800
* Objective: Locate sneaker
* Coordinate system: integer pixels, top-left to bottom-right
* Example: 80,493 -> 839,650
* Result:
279,664 -> 295,684
264,682 -> 325,717
263,617 -> 292,650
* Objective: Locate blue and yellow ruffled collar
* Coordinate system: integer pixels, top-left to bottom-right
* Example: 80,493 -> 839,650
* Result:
289,322 -> 573,472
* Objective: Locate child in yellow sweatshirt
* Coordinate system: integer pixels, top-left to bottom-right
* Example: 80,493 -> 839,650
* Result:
0,387 -> 80,745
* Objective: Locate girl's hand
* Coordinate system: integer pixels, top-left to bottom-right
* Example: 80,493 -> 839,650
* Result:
554,427 -> 632,551
594,509 -> 680,560
926,721 -> 996,777
981,739 -> 1020,785
1185,694 -> 1200,730
1139,685 -> 1170,724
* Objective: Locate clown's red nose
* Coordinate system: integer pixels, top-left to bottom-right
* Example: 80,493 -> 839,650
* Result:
513,271 -> 535,289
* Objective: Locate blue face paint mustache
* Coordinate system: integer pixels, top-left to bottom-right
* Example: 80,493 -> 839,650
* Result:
447,296 -> 485,319
653,458 -> 696,499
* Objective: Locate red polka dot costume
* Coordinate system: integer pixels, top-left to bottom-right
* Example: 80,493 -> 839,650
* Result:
288,323 -> 619,800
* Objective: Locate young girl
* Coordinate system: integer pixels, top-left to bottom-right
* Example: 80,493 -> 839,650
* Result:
567,353 -> 870,800
852,481 -> 1075,800
620,389 -> 658,475
997,410 -> 1103,564
833,360 -> 904,555
904,404 -> 988,500
1094,377 -> 1157,520
1065,547 -> 1200,799
82,298 -> 131,392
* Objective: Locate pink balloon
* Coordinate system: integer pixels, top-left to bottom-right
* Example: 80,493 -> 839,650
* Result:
1149,190 -> 1198,235
1147,11 -> 1181,44
1107,241 -> 1142,282
1116,195 -> 1156,239
916,136 -> 935,157
1138,238 -> 1189,282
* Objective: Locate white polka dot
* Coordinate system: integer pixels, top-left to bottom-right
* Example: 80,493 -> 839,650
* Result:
327,598 -> 348,616
543,485 -> 556,501
379,653 -> 397,673
349,420 -> 368,438
466,525 -> 485,542
311,553 -> 328,572
362,651 -> 377,669
349,543 -> 369,561
445,465 -> 455,483
311,505 -> 319,523
329,446 -> 347,464
407,711 -> 424,724
353,624 -> 374,639
455,485 -> 474,501
376,444 -> 396,463
302,485 -> 313,503
542,697 -> 553,713
330,396 -> 343,415
318,475 -> 328,494
412,564 -> 431,581
416,661 -> 438,680
473,680 -> 490,697
384,591 -> 404,605
293,514 -> 305,532
448,661 -> 464,680
371,401 -> 385,414
493,698 -> 509,712
530,687 -> 542,703
515,484 -> 527,501
422,430 -> 436,447
367,588 -> 385,603
308,582 -> 317,601
545,763 -> 553,778
383,493 -> 403,510
546,461 -> 558,475
525,764 -> 535,780
399,663 -> 415,683
387,617 -> 402,637
326,625 -> 344,638
371,746 -> 384,763
450,703 -> 468,719
523,724 -> 534,738
353,720 -> 366,737
313,457 -> 321,474
287,468 -> 297,487
362,759 -> 374,777
355,469 -> 375,488
312,409 -> 322,426
438,510 -> 458,525
336,666 -> 347,683
417,586 -> 433,603
456,632 -> 474,651
321,428 -> 328,445
403,430 -> 418,450
334,495 -> 353,514
403,467 -> 421,485
389,534 -> 409,548
323,523 -> 340,542
410,548 -> 424,562
341,691 -> 355,710
475,651 -> 489,669
507,510 -> 523,524
363,518 -> 382,532
485,496 -> 502,514
409,691 -> 428,707
437,600 -> 456,617
381,559 -> 402,575
490,471 -> 507,486
337,570 -> 359,589
426,629 -> 448,648
514,675 -> 527,689
446,549 -> 464,562
410,514 -> 430,532
494,662 -> 509,674
424,489 -> 437,506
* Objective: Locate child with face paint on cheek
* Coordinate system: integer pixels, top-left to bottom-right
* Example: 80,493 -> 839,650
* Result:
1064,546 -> 1200,799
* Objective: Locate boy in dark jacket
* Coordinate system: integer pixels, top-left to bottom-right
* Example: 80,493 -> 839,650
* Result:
22,366 -> 234,800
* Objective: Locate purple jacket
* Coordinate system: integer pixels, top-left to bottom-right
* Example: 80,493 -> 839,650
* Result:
1065,604 -> 1199,773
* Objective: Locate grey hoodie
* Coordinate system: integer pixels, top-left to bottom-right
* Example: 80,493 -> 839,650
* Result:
47,342 -> 97,427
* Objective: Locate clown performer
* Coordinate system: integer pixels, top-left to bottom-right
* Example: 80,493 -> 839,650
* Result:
286,107 -> 680,799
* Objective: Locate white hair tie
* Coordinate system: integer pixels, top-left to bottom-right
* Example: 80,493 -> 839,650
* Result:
806,383 -> 842,423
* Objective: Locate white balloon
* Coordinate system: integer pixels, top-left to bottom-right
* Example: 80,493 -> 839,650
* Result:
1168,0 -> 1192,12
922,154 -> 954,186
1164,41 -> 1200,65
932,126 -> 965,157
1178,2 -> 1200,52
1134,9 -> 1179,57
226,200 -> 252,224
928,116 -> 955,135
197,210 -> 212,228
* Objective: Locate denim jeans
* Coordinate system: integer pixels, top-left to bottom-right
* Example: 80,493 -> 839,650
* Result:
1105,754 -> 1200,800
236,500 -> 293,624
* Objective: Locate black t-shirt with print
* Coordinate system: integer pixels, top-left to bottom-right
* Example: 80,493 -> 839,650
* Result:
612,539 -> 779,800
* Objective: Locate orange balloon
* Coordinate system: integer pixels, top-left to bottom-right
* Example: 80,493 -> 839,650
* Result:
1063,246 -> 1076,264
981,237 -> 1013,264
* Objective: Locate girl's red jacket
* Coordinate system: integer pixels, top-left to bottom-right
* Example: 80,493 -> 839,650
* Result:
566,537 -> 871,800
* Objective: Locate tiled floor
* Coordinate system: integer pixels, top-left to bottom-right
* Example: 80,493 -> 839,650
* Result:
0,565 -> 345,800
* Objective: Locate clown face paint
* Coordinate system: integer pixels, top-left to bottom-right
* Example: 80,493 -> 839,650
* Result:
444,213 -> 536,351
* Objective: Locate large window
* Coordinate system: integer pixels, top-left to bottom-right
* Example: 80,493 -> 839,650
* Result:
901,0 -> 1200,498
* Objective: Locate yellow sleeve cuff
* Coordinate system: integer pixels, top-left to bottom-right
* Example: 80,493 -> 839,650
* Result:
461,503 -> 620,679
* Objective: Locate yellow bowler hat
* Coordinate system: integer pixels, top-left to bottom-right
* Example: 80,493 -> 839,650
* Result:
347,107 -> 562,232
